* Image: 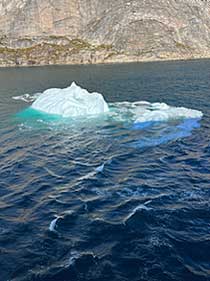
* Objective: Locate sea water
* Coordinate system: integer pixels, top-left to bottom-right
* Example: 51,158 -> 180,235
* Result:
0,60 -> 210,281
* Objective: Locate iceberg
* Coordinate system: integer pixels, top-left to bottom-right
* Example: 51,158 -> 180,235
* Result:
31,82 -> 109,117
16,82 -> 202,125
14,83 -> 203,146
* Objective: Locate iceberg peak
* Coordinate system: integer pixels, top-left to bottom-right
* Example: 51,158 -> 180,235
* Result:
31,82 -> 109,117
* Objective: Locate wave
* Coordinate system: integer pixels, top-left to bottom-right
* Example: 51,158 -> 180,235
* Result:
49,216 -> 62,232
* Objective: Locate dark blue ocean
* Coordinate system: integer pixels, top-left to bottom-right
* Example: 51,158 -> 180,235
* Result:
0,60 -> 210,281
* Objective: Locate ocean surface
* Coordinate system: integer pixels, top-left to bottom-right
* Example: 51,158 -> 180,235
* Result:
0,60 -> 210,281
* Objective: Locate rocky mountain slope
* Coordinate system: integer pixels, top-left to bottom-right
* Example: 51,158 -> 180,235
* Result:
1,0 -> 210,66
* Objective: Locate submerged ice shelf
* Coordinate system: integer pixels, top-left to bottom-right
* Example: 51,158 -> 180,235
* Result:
133,102 -> 203,123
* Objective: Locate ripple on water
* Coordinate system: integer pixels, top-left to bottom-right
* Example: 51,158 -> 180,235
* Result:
1,61 -> 210,281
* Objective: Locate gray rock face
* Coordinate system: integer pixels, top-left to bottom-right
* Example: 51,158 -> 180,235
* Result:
1,0 -> 210,66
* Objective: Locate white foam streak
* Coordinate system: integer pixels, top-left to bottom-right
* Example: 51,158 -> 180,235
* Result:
65,251 -> 95,268
95,159 -> 112,173
49,216 -> 62,232
66,251 -> 81,267
124,200 -> 152,222
95,163 -> 105,173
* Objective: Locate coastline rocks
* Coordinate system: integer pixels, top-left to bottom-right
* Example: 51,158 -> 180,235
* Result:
1,0 -> 210,66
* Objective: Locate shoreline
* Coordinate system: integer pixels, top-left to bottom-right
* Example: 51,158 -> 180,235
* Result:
1,55 -> 210,69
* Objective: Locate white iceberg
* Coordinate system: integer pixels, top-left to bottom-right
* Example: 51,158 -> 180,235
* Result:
31,82 -> 109,117
25,82 -> 203,123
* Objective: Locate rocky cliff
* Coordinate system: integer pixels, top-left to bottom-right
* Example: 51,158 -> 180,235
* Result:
1,0 -> 210,66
